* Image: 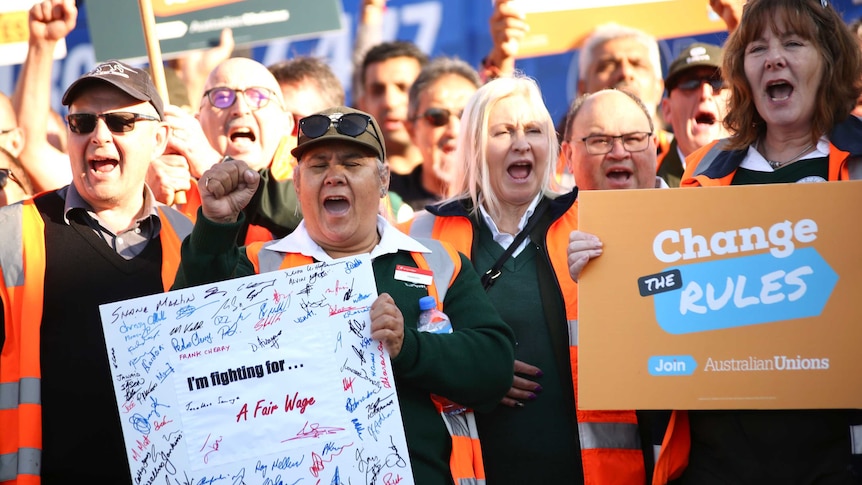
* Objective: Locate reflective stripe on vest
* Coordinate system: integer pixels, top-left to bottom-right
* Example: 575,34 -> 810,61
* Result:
852,425 -> 862,455
568,319 -> 578,346
579,421 -> 641,450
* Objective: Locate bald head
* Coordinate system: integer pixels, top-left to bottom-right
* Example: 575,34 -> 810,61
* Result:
204,57 -> 284,99
197,57 -> 291,170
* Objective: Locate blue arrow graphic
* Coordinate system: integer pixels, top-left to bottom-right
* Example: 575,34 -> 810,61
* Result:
653,247 -> 837,334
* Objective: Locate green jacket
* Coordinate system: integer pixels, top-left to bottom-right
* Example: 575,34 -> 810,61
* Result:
173,213 -> 515,485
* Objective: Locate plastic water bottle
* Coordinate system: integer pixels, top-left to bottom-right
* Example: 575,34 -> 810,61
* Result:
417,295 -> 453,334
417,296 -> 465,414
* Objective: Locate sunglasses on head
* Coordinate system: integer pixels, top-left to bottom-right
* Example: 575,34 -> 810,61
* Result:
203,86 -> 276,110
415,107 -> 462,127
67,112 -> 160,134
674,76 -> 725,92
299,112 -> 382,145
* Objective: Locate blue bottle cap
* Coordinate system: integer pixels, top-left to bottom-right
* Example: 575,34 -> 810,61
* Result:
419,295 -> 437,311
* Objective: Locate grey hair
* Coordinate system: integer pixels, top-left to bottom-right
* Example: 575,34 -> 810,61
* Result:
578,23 -> 662,86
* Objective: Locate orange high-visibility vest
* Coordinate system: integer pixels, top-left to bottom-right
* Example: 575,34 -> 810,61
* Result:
402,203 -> 646,485
0,199 -> 191,485
245,238 -> 486,485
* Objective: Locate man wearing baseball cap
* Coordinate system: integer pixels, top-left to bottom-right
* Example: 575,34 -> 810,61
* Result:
173,106 -> 515,485
659,42 -> 730,187
0,59 -> 192,483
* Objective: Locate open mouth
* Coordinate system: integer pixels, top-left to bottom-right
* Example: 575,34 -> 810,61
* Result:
323,196 -> 350,214
90,156 -> 119,174
507,162 -> 533,180
606,167 -> 633,182
766,81 -> 793,101
694,111 -> 717,125
229,127 -> 257,143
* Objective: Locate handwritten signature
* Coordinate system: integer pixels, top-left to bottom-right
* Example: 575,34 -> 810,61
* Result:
282,421 -> 345,442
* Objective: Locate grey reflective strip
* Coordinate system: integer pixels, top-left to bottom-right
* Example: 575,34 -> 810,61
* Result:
848,157 -> 862,180
0,204 -> 25,288
257,240 -> 289,273
578,422 -> 641,450
0,447 -> 41,480
157,206 -> 193,239
568,319 -> 578,346
444,412 -> 484,485
0,378 -> 40,410
442,411 -> 470,437
406,210 -> 435,239
415,238 -> 455,305
653,444 -> 662,464
852,425 -> 862,455
692,139 -> 729,177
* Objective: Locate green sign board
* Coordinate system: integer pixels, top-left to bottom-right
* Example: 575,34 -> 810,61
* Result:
86,0 -> 343,62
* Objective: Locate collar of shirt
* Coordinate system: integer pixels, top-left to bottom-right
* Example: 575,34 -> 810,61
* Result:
478,192 -> 542,258
676,144 -> 687,170
266,215 -> 430,262
741,136 -> 830,172
62,183 -> 161,226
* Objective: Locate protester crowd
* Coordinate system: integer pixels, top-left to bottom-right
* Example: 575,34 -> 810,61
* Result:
2,0 -> 862,483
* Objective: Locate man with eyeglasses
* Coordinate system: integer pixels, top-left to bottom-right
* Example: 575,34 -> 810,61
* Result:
0,60 -> 193,483
658,42 -> 730,187
172,105 -> 515,485
562,88 -> 663,191
391,57 -> 482,211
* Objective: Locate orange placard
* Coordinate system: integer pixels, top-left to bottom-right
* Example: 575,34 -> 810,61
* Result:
151,0 -> 244,17
576,181 -> 862,410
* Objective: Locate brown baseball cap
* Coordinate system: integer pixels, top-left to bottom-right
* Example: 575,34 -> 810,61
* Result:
665,42 -> 723,92
291,106 -> 386,161
62,60 -> 165,119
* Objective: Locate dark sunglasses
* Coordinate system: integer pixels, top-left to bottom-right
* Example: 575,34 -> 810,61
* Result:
67,112 -> 160,134
203,86 -> 276,110
415,107 -> 462,127
674,77 -> 725,92
299,112 -> 382,145
0,168 -> 21,190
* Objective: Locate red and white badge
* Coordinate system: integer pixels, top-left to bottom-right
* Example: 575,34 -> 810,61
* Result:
393,265 -> 433,285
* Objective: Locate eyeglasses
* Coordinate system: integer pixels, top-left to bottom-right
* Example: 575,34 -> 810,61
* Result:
67,112 -> 160,134
299,112 -> 383,146
0,168 -> 21,190
414,107 -> 462,127
674,76 -> 725,93
203,86 -> 277,110
580,132 -> 653,155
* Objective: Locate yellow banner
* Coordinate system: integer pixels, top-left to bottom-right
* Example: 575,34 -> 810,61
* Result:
517,0 -> 728,58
